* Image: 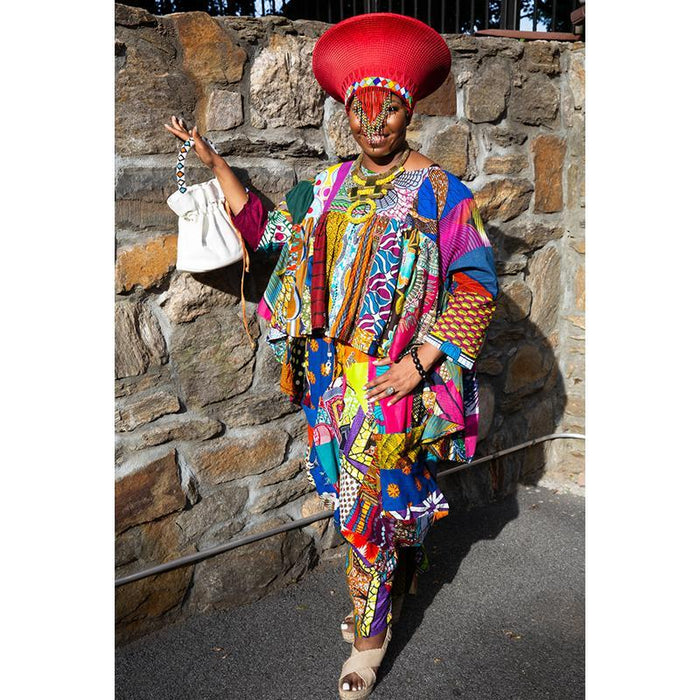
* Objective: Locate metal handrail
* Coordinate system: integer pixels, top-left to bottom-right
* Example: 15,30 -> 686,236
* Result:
116,432 -> 585,587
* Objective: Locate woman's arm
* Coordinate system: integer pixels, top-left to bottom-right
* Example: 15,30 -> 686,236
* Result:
365,178 -> 497,407
211,155 -> 249,216
426,187 -> 498,370
164,116 -> 265,249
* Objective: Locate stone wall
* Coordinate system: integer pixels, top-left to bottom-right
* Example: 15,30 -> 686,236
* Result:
114,4 -> 585,642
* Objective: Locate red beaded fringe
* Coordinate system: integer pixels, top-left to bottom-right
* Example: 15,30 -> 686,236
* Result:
350,85 -> 393,124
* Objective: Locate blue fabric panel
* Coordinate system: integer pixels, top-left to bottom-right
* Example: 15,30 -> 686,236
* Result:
441,172 -> 474,220
447,247 -> 499,298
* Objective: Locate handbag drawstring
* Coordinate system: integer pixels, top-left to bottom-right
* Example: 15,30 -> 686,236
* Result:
224,200 -> 255,349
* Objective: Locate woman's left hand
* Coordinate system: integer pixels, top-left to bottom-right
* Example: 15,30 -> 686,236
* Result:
364,356 -> 423,407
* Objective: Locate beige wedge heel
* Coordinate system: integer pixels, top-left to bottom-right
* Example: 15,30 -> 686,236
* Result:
338,626 -> 392,700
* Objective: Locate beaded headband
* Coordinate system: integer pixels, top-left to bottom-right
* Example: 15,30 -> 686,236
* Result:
344,76 -> 415,111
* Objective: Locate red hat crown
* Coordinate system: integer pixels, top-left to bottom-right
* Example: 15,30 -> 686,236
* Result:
312,13 -> 452,110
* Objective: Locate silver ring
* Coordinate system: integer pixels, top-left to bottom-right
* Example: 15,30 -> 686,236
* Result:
385,386 -> 396,396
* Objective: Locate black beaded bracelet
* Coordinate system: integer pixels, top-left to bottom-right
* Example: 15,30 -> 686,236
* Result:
410,346 -> 430,383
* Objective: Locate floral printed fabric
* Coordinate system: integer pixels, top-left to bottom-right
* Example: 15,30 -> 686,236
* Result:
230,161 -> 498,583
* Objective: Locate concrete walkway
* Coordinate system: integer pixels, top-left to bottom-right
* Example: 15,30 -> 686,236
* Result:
116,483 -> 584,700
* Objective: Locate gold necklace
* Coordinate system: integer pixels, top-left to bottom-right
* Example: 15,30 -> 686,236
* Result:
346,147 -> 411,224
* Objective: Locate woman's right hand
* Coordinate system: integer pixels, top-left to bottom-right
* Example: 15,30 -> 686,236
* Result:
164,116 -> 250,218
163,116 -> 220,170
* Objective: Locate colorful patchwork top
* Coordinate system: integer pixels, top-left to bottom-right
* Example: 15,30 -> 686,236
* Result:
232,159 -> 497,449
231,161 -> 498,545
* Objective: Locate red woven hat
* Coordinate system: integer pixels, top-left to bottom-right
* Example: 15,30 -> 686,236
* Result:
312,12 -> 452,112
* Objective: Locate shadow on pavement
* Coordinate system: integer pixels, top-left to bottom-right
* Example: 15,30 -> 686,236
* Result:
380,490 -> 520,679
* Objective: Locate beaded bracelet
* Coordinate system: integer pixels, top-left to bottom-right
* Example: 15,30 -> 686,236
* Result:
410,346 -> 430,383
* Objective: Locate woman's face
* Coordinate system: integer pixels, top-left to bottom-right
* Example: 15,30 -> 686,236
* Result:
347,92 -> 411,159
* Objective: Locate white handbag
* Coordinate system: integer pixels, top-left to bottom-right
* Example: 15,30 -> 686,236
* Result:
166,138 -> 246,273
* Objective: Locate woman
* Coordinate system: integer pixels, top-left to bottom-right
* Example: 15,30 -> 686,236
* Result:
165,13 -> 497,699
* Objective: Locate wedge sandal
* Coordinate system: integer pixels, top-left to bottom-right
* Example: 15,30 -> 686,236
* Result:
338,626 -> 392,700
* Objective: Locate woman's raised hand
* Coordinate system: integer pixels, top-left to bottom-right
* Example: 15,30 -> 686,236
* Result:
164,116 -> 250,217
163,116 -> 219,170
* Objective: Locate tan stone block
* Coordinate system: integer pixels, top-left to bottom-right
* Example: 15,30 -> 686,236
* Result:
574,263 -> 585,311
465,58 -> 511,123
115,369 -> 167,399
259,458 -> 305,487
115,449 -> 186,533
117,414 -> 222,452
489,126 -> 528,148
533,134 -> 566,213
483,154 -> 528,175
218,391 -> 299,429
503,221 -> 563,255
405,115 -> 424,153
565,357 -> 585,383
496,256 -> 528,276
249,33 -> 325,129
184,428 -> 289,485
546,439 -> 585,479
171,12 -> 246,85
527,245 -> 561,335
115,389 -> 181,433
175,484 -> 249,550
569,51 -> 585,110
565,314 -> 585,330
115,18 -> 195,156
415,71 -> 456,116
561,415 -> 585,435
181,517 -> 314,612
510,73 -> 559,126
499,278 -> 533,322
205,89 -> 244,131
569,111 -> 585,159
250,477 -> 313,515
569,336 -> 584,355
565,393 -> 585,420
115,563 -> 193,640
115,301 -> 168,379
561,82 -> 575,129
504,343 -> 551,394
115,235 -> 177,293
115,514 -> 195,642
300,493 -> 331,537
158,270 -> 238,324
474,179 -> 533,222
116,4 -> 157,27
325,101 -> 360,159
523,42 -> 561,76
426,123 -> 470,178
169,310 -> 259,408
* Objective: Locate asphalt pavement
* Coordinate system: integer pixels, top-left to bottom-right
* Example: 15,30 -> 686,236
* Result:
116,483 -> 584,700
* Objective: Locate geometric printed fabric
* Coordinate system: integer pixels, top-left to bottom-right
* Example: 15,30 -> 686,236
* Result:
228,159 -> 499,639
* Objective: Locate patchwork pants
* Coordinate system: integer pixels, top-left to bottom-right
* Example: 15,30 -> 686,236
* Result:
345,541 -> 425,638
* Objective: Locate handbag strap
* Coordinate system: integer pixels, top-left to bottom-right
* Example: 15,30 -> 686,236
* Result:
223,199 -> 256,350
175,136 -> 219,194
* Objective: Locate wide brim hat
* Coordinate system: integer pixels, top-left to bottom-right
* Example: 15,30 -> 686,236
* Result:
312,12 -> 452,112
